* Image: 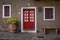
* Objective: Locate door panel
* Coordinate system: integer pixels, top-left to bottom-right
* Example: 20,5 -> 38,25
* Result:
23,9 -> 35,30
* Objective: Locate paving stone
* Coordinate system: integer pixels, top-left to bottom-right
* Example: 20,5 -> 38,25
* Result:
0,32 -> 60,40
0,32 -> 33,40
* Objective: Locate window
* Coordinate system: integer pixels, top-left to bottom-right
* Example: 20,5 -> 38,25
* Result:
44,6 -> 55,20
2,5 -> 11,18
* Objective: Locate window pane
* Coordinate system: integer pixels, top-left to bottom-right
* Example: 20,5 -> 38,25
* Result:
4,6 -> 9,16
45,8 -> 53,19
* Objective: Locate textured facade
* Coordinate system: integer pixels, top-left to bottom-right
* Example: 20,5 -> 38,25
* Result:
0,0 -> 60,40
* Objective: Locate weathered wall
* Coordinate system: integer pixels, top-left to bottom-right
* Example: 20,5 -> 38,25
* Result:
0,0 -> 60,34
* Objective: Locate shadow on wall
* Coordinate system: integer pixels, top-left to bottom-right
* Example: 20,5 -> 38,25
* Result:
17,21 -> 21,32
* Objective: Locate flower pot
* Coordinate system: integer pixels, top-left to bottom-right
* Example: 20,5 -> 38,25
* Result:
8,24 -> 17,33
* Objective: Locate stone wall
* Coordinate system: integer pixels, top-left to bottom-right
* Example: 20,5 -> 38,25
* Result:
0,0 -> 60,34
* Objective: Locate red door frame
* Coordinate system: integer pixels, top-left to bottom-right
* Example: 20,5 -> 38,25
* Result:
21,7 -> 37,33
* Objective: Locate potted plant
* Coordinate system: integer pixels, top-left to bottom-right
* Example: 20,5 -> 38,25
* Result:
6,18 -> 18,33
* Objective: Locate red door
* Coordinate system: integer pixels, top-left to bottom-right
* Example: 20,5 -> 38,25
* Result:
23,9 -> 35,30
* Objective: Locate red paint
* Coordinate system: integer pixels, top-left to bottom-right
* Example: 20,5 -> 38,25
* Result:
23,9 -> 35,30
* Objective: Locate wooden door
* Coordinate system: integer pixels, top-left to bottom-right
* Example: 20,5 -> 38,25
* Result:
21,7 -> 36,33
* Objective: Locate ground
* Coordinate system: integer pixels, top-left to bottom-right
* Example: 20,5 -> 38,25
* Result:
0,31 -> 60,40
